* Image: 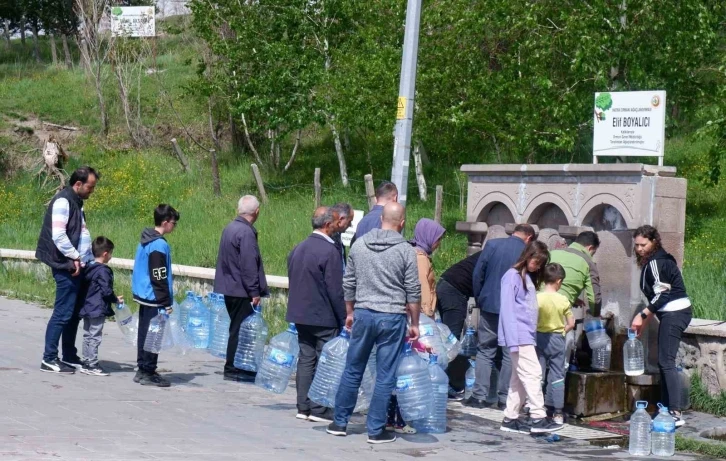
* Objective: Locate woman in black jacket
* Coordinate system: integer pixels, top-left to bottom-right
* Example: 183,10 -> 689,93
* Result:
631,225 -> 691,427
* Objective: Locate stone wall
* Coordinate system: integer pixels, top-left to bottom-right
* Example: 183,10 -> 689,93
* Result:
678,319 -> 726,396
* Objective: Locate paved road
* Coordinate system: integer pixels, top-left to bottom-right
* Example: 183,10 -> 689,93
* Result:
0,297 -> 704,461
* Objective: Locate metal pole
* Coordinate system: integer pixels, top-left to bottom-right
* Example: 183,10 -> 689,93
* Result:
390,0 -> 422,208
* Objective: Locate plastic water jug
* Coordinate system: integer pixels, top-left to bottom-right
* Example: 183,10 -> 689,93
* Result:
355,345 -> 377,413
114,302 -> 137,344
396,342 -> 433,421
309,329 -> 351,408
186,296 -> 211,349
459,327 -> 477,357
629,400 -> 652,456
436,319 -> 461,363
651,404 -> 676,456
234,305 -> 269,372
169,308 -> 192,355
255,324 -> 299,394
563,330 -> 575,371
206,293 -> 218,340
677,366 -> 690,410
624,328 -> 645,376
143,309 -> 168,354
418,315 -> 448,368
208,306 -> 230,358
591,337 -> 611,371
179,291 -> 195,331
584,318 -> 609,349
411,354 -> 448,433
465,359 -> 475,399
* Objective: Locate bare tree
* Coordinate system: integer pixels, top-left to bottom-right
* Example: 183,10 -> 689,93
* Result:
109,37 -> 152,147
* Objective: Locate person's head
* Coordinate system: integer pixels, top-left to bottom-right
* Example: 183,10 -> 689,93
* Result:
381,202 -> 405,233
633,225 -> 662,267
410,218 -> 446,256
154,204 -> 180,235
331,202 -> 353,233
311,206 -> 338,236
575,231 -> 601,257
512,224 -> 536,244
69,166 -> 100,200
237,195 -> 261,224
375,181 -> 398,205
92,236 -> 114,264
542,262 -> 566,292
513,240 -> 550,290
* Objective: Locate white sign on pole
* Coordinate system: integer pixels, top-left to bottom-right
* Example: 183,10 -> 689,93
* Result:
111,6 -> 156,37
341,210 -> 365,247
592,90 -> 666,166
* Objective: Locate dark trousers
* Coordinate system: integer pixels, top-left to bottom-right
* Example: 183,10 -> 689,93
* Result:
334,309 -> 407,436
474,311 -> 511,405
436,278 -> 470,390
43,269 -> 83,362
535,332 -> 566,411
296,324 -> 339,415
137,305 -> 161,373
224,296 -> 254,374
657,309 -> 692,410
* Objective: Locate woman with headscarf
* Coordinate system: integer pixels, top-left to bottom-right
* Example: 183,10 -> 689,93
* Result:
409,218 -> 447,318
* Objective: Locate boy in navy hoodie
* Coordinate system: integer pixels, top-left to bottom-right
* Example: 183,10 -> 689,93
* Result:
131,204 -> 179,387
79,236 -> 122,376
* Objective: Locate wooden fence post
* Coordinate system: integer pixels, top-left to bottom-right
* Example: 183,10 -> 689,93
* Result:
434,185 -> 443,223
251,163 -> 268,204
314,168 -> 322,208
364,174 -> 376,210
210,149 -> 221,197
171,138 -> 191,173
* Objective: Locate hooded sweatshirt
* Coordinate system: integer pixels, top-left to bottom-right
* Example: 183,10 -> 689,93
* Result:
79,261 -> 118,318
343,228 -> 421,314
640,248 -> 690,315
132,228 -> 174,308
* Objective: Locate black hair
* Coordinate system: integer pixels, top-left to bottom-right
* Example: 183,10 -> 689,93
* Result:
513,223 -> 536,238
331,202 -> 352,217
375,181 -> 398,200
575,231 -> 601,248
154,204 -> 180,226
543,263 -> 566,285
69,166 -> 100,186
92,236 -> 115,257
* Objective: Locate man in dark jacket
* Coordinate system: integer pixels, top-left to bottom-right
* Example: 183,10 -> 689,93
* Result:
214,195 -> 269,382
350,181 -> 397,248
330,202 -> 354,271
37,166 -> 99,374
465,224 -> 535,409
287,206 -> 346,423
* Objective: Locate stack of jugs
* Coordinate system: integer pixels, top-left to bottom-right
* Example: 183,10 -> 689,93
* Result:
309,329 -> 351,407
234,302 -> 269,372
395,342 -> 433,421
255,323 -> 299,394
411,354 -> 448,434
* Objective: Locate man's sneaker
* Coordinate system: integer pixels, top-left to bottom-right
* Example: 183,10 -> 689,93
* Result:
497,401 -> 507,411
40,359 -> 75,374
463,397 -> 490,409
80,365 -> 110,376
308,408 -> 334,423
530,417 -> 564,433
295,412 -> 310,421
326,422 -> 347,436
670,411 -> 685,428
553,411 -> 565,425
368,431 -> 397,444
139,372 -> 170,388
500,417 -> 531,434
448,386 -> 465,401
60,357 -> 85,370
133,370 -> 145,383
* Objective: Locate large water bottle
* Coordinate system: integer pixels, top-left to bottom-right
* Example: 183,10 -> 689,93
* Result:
309,329 -> 351,407
418,315 -> 448,368
255,324 -> 299,394
355,346 -> 377,413
114,302 -> 137,344
436,319 -> 461,363
411,354 -> 449,433
143,309 -> 168,354
396,342 -> 433,421
678,366 -> 691,410
208,306 -> 230,358
207,293 -> 218,341
234,305 -> 269,372
186,296 -> 211,349
459,327 -> 477,357
651,404 -> 676,456
624,328 -> 645,376
584,318 -> 609,349
178,291 -> 195,331
591,337 -> 611,371
465,359 -> 475,400
169,308 -> 192,355
629,400 -> 652,456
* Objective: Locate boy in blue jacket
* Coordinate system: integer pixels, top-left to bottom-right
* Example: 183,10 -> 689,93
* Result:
131,204 -> 179,387
79,236 -> 122,376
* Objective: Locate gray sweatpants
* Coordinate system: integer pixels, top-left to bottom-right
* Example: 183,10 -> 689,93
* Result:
473,312 -> 511,404
82,317 -> 105,367
535,332 -> 566,411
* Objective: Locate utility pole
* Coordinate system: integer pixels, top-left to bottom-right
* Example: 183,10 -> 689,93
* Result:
390,0 -> 422,208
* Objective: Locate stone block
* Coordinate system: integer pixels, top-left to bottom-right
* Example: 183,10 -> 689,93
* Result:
659,232 -> 686,267
565,371 -> 627,416
654,176 -> 688,199
653,198 -> 686,233
679,332 -> 726,397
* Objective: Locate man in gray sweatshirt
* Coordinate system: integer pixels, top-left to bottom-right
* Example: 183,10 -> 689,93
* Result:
327,202 -> 421,445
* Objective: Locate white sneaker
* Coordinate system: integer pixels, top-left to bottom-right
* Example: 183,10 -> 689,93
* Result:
296,413 -> 310,421
670,411 -> 685,428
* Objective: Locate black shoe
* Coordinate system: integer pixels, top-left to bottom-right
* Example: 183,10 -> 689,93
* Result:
326,422 -> 347,436
498,402 -> 507,411
60,357 -> 85,370
463,397 -> 490,409
500,417 -> 531,434
223,372 -> 241,382
309,408 -> 334,423
139,372 -> 170,387
530,417 -> 564,433
236,370 -> 257,382
448,386 -> 465,401
133,370 -> 145,383
368,431 -> 397,444
40,359 -> 75,374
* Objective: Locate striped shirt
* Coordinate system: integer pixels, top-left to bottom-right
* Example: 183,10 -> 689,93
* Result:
51,198 -> 92,265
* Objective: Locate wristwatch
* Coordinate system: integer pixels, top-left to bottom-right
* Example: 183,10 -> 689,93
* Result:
639,311 -> 648,320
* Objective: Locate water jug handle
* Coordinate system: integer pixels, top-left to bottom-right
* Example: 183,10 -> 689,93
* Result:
635,400 -> 648,409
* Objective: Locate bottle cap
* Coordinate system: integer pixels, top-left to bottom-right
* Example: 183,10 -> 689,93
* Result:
340,328 -> 351,338
628,328 -> 636,339
287,323 -> 297,333
429,354 -> 438,364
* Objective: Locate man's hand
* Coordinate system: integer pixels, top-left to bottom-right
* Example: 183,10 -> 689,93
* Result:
165,306 -> 174,315
408,325 -> 420,342
252,296 -> 261,307
71,260 -> 81,277
117,295 -> 124,304
345,313 -> 354,330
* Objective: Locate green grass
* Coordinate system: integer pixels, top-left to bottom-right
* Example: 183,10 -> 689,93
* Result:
690,373 -> 726,418
676,435 -> 726,459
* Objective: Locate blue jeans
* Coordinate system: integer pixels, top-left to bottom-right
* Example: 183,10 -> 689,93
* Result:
334,309 -> 407,436
43,269 -> 83,362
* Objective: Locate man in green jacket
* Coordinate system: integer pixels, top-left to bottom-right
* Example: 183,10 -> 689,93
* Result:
549,231 -> 601,317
